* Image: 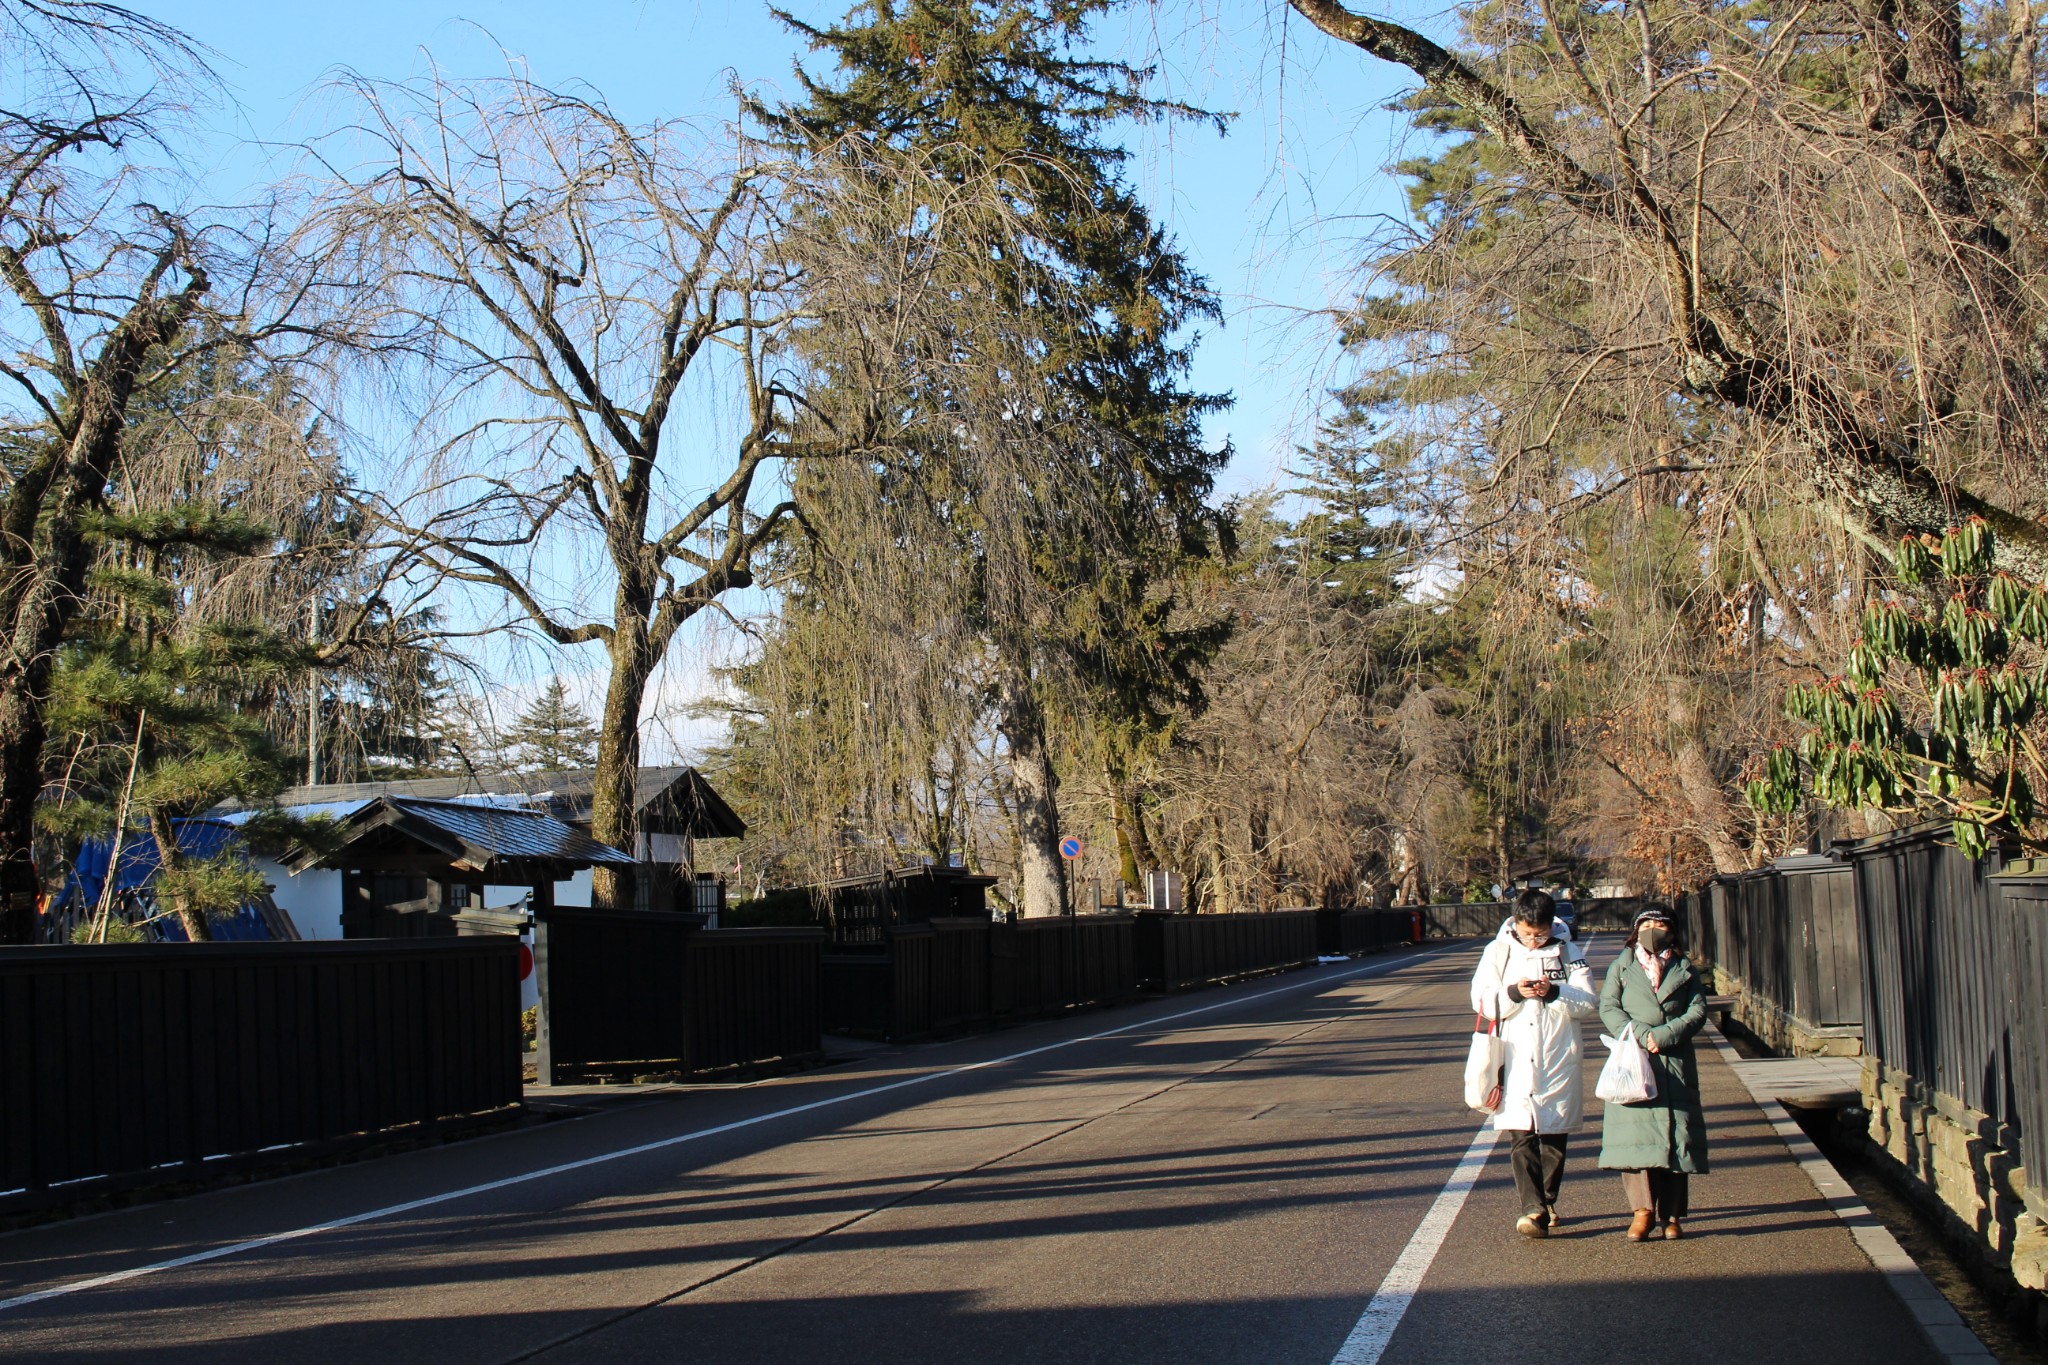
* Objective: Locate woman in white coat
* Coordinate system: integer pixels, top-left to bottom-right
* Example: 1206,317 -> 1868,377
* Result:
1471,888 -> 1598,1237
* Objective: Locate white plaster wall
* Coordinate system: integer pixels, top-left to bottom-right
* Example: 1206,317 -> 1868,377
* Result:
255,862 -> 592,939
258,860 -> 343,940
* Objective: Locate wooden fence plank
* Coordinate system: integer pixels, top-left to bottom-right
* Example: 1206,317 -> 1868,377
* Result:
0,939 -> 520,1215
534,907 -> 825,1080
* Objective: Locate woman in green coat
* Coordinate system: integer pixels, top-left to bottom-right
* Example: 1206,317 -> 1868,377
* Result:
1598,904 -> 1709,1241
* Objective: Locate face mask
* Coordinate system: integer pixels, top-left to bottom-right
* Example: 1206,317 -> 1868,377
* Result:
1639,924 -> 1671,954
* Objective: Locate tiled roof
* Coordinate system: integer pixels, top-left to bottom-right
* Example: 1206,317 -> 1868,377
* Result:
241,765 -> 746,839
285,796 -> 637,877
388,798 -> 638,867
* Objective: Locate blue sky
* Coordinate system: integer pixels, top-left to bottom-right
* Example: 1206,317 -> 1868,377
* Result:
146,0 -> 1428,753
156,0 -> 1422,493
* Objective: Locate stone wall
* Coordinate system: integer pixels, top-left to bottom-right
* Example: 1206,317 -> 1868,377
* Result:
1861,1057 -> 2048,1332
1702,961 -> 1863,1058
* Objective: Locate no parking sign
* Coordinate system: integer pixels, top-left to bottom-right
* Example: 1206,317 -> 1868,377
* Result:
1058,837 -> 1083,860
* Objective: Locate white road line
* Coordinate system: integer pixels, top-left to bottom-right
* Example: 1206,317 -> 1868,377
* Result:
0,941 -> 1471,1317
1329,1123 -> 1501,1365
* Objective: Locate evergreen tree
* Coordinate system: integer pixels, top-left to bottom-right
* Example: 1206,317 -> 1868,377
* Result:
42,508 -> 315,941
758,0 -> 1231,910
500,680 -> 601,774
1290,384 -> 1418,611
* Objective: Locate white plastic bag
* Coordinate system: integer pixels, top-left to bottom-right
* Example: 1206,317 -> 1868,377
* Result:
1596,1025 -> 1658,1105
1464,1013 -> 1505,1113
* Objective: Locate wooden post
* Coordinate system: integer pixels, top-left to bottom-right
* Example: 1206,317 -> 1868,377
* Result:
340,870 -> 370,939
532,878 -> 557,1087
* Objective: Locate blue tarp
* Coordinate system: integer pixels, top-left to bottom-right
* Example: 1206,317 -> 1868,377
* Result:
64,793 -> 548,942
67,818 -> 280,942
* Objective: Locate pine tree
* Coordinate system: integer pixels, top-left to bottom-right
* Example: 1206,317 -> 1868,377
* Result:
1291,385 -> 1418,612
43,508 -> 315,941
500,680 -> 601,774
759,0 -> 1231,910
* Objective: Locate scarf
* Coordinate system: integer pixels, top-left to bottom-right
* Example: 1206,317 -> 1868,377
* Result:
1635,944 -> 1675,988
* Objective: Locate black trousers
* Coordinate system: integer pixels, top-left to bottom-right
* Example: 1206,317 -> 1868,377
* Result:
1621,1169 -> 1690,1220
1507,1131 -> 1568,1216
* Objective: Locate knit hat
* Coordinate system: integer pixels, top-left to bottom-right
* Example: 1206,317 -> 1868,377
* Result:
1632,906 -> 1673,928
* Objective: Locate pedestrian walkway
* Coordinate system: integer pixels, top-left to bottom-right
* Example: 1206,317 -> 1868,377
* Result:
1707,1026 -> 1992,1362
1725,1052 -> 1864,1108
0,940 -> 1983,1363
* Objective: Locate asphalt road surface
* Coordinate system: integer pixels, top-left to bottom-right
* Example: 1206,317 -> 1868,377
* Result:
0,938 -> 1943,1364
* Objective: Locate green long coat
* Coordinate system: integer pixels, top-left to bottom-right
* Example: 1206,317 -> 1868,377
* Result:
1596,952 -> 1711,1174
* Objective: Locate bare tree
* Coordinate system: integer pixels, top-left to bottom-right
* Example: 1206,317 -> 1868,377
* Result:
305,74 -> 843,907
1287,0 -> 2048,578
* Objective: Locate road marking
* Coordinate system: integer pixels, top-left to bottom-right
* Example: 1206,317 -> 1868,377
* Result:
1329,1123 -> 1501,1365
0,940 -> 1472,1317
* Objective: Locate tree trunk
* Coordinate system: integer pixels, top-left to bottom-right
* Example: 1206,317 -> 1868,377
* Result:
1249,802 -> 1278,910
588,626 -> 654,911
0,265 -> 204,943
1664,679 -> 1750,874
0,683 -> 47,941
1105,753 -> 1157,893
1392,830 -> 1423,907
2008,0 -> 2037,132
1111,797 -> 1141,892
996,661 -> 1066,917
146,813 -> 212,942
1492,810 -> 1510,895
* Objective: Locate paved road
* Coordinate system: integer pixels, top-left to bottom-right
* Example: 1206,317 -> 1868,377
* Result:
0,939 -> 1942,1363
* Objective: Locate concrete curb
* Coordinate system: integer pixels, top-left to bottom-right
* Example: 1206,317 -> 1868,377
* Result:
1707,1024 -> 1995,1363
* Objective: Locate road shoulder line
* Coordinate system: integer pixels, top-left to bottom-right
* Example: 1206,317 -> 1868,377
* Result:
1328,1123 -> 1501,1365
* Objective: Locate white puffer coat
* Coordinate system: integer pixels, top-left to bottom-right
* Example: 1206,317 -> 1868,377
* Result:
1470,922 -> 1598,1133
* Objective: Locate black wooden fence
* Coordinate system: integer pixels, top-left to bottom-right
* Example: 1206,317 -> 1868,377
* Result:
1571,898 -> 1651,932
1416,903 -> 1504,938
1679,856 -> 1863,1044
1677,826 -> 2048,1230
0,938 -> 521,1215
1315,908 -> 1416,956
1848,829 -> 2017,1132
819,898 -> 1632,1044
535,906 -> 823,1083
823,908 -> 1347,1042
888,917 -> 994,1039
992,915 -> 1137,1021
1132,909 -> 1318,991
1992,871 -> 2048,1217
824,915 -> 1137,1040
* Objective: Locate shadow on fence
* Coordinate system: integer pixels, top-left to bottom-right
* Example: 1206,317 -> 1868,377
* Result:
0,938 -> 522,1217
1674,856 -> 1863,1056
1842,830 -> 2048,1228
535,906 -> 823,1085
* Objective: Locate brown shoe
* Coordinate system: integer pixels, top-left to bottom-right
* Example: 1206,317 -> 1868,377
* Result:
1516,1212 -> 1549,1239
1625,1209 -> 1653,1241
1545,1204 -> 1562,1231
1664,1218 -> 1683,1240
